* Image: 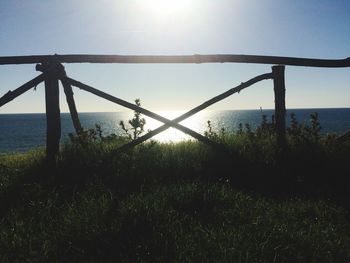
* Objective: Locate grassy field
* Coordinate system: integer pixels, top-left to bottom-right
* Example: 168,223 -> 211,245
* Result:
1,116 -> 350,262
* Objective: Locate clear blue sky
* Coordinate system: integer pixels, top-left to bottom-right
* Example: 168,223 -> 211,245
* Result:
0,0 -> 349,113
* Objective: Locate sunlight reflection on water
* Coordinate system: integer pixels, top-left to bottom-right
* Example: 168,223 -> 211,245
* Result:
1,108 -> 349,153
144,110 -> 208,143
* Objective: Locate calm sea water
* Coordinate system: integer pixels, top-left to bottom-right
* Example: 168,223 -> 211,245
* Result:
1,108 -> 350,153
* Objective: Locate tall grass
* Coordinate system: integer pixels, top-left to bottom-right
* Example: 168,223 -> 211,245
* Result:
0,113 -> 350,262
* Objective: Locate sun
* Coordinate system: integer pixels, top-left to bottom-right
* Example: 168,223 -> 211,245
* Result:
144,0 -> 192,17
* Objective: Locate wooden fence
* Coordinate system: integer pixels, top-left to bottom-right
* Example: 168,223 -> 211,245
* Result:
1,54 -> 349,161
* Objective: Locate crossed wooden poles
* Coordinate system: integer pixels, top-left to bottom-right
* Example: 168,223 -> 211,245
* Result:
0,60 -> 286,161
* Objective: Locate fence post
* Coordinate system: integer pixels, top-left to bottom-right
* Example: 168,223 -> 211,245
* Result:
37,62 -> 61,162
272,65 -> 286,149
46,70 -> 61,161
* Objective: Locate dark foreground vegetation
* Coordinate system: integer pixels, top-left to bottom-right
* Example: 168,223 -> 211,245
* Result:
1,113 -> 350,262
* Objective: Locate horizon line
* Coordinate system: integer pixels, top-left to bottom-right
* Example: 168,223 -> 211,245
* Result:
1,106 -> 350,115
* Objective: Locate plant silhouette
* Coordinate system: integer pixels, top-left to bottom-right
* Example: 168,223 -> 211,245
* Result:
119,99 -> 146,140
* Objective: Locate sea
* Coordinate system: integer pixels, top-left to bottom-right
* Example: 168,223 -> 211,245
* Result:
1,108 -> 350,153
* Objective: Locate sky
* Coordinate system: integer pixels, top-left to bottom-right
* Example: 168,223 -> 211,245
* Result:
0,0 -> 349,113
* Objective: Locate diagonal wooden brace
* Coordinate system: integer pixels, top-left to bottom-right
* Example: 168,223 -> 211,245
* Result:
61,78 -> 84,135
117,72 -> 273,151
61,76 -> 221,148
0,74 -> 46,107
62,72 -> 273,151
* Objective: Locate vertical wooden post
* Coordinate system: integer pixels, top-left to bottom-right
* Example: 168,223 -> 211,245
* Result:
44,66 -> 61,162
272,65 -> 286,149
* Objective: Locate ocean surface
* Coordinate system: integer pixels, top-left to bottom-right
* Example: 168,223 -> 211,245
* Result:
1,108 -> 350,153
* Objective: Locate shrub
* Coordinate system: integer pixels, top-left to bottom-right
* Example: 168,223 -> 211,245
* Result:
119,99 -> 146,140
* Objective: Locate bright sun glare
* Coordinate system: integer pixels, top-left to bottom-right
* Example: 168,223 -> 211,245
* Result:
144,110 -> 207,143
145,0 -> 192,17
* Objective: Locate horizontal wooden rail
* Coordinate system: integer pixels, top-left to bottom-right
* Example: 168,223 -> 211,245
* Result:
0,54 -> 350,67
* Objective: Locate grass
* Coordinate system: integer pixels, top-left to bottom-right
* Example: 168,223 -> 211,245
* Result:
1,119 -> 350,262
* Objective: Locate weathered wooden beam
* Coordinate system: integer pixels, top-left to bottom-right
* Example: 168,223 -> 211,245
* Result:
61,78 -> 83,135
42,66 -> 61,161
0,74 -> 45,107
62,76 -> 220,148
272,65 -> 286,149
114,72 -> 273,152
336,130 -> 350,143
0,54 -> 349,67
